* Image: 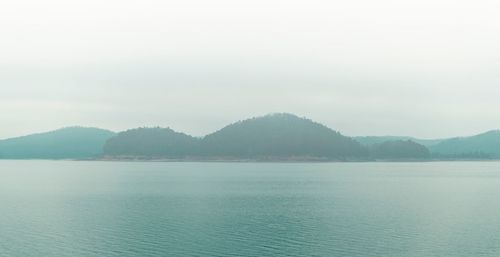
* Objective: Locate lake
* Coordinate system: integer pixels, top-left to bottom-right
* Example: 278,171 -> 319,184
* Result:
1,161 -> 500,256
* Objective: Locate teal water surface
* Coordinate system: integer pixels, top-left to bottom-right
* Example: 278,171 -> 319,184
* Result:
1,161 -> 500,256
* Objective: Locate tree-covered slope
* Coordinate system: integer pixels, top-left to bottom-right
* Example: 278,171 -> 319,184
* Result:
355,136 -> 443,147
6,114 -> 497,161
103,127 -> 199,157
0,127 -> 115,159
370,140 -> 430,159
429,130 -> 500,158
200,113 -> 367,158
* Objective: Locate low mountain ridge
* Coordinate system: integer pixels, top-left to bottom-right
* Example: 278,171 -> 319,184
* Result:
2,115 -> 499,161
429,130 -> 500,158
199,113 -> 368,159
0,127 -> 115,159
370,140 -> 430,159
102,113 -> 368,160
355,136 -> 443,147
103,127 -> 199,157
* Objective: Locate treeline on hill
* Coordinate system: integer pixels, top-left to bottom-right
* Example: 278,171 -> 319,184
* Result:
102,113 -> 431,160
358,130 -> 500,160
0,127 -> 115,159
368,140 -> 430,160
2,113 -> 497,160
428,130 -> 500,159
103,127 -> 198,158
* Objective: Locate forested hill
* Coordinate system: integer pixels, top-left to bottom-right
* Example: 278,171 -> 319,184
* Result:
369,140 -> 430,159
429,130 -> 500,158
355,136 -> 443,147
103,127 -> 199,157
0,127 -> 115,159
3,114 -> 498,161
199,113 -> 367,159
103,113 -> 368,160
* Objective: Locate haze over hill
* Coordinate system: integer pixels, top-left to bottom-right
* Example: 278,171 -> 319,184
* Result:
429,130 -> 500,158
368,140 -> 431,159
0,127 -> 115,159
103,127 -> 198,158
2,0 -> 500,140
197,113 -> 367,159
0,113 -> 499,161
102,113 -> 368,160
355,136 -> 444,147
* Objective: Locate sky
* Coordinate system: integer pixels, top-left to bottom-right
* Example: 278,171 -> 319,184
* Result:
1,0 -> 500,139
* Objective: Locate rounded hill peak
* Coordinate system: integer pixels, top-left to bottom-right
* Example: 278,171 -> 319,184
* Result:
201,114 -> 367,158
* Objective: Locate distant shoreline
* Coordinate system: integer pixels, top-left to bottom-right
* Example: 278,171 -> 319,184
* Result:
2,158 -> 499,163
2,114 -> 498,161
94,158 -> 500,163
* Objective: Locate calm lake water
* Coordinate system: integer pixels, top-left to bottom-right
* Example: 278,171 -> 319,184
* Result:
1,161 -> 500,256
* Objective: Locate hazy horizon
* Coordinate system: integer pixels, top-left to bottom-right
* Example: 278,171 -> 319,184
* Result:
1,112 -> 498,141
2,0 -> 500,139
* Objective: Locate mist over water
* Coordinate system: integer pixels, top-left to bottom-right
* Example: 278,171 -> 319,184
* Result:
2,161 -> 500,256
2,1 -> 500,256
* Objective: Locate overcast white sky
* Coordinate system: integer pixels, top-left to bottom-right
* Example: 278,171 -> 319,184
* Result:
1,0 -> 500,139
